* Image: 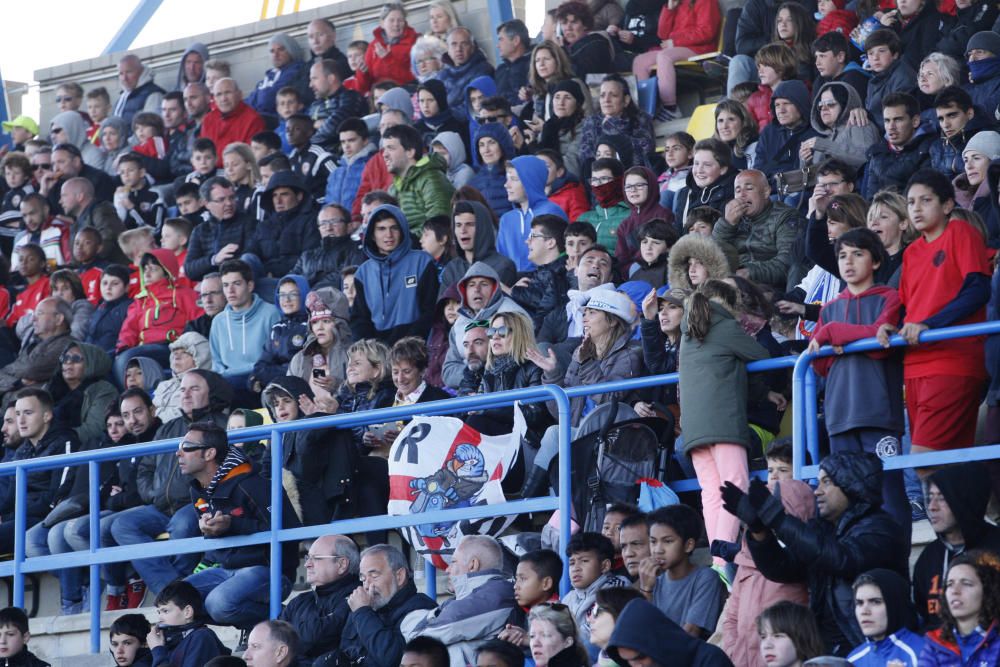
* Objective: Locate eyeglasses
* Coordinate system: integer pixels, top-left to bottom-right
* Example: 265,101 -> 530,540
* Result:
464,319 -> 491,332
199,290 -> 223,299
33,164 -> 51,172
624,183 -> 648,192
816,180 -> 845,190
477,114 -> 508,124
305,554 -> 345,563
209,195 -> 237,204
816,100 -> 840,110
178,439 -> 211,452
278,291 -> 301,301
528,233 -> 551,241
590,176 -> 614,185
60,353 -> 84,364
318,218 -> 347,227
486,326 -> 509,338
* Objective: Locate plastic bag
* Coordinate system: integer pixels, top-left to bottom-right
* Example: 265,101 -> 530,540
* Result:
637,477 -> 679,512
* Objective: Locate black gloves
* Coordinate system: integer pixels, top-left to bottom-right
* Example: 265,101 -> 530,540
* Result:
748,478 -> 786,528
720,481 -> 764,532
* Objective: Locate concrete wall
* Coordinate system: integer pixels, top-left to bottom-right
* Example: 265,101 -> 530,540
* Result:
34,0 -> 502,129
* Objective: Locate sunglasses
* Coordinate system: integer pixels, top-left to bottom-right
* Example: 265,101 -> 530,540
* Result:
33,164 -> 52,172
486,326 -> 509,338
537,602 -> 570,612
588,603 -> 610,622
60,353 -> 84,364
178,439 -> 211,452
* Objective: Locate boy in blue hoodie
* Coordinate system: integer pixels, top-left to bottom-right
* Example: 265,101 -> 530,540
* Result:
209,259 -> 281,407
807,228 -> 908,533
496,155 -> 567,272
147,581 -> 229,667
249,274 -> 310,393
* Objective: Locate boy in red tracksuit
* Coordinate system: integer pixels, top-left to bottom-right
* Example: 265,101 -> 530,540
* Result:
116,249 -> 202,356
877,170 -> 991,461
6,244 -> 50,328
808,227 -> 909,530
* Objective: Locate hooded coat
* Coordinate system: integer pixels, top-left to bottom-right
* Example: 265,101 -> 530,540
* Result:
249,171 -> 322,278
616,167 -> 676,267
441,261 -> 531,389
913,463 -> 1000,628
722,479 -> 814,667
440,200 -> 517,295
608,599 -> 734,667
416,82 -> 469,149
755,80 -> 821,177
288,287 -> 353,401
51,111 -> 104,170
389,151 -> 455,235
175,42 -> 209,91
261,376 -> 358,525
497,155 -> 569,273
463,75 -> 499,162
209,292 -> 281,377
245,34 -> 311,116
250,275 -> 311,388
96,115 -> 131,176
354,25 -> 420,93
153,331 -> 212,424
46,342 -> 117,448
747,452 -> 910,655
667,234 -> 732,290
426,284 -> 461,389
117,249 -> 202,349
431,131 -> 475,189
672,169 -> 737,225
351,205 -> 438,343
808,81 -> 883,169
437,50 -> 496,110
468,122 -> 518,217
847,569 -> 924,667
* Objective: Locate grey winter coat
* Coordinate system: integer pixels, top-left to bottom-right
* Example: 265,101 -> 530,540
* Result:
808,82 -> 883,169
679,301 -> 769,452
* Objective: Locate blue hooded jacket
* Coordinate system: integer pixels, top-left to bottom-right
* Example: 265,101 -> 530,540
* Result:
250,274 -> 311,389
351,205 -> 439,343
755,79 -> 820,179
209,294 -> 282,376
497,155 -> 568,272
468,122 -> 517,217
464,75 -> 498,167
847,568 -> 923,667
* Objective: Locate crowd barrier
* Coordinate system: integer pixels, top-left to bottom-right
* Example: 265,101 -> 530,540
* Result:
1,321 -> 998,654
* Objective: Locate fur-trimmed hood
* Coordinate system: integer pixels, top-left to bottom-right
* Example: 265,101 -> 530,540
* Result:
667,234 -> 731,289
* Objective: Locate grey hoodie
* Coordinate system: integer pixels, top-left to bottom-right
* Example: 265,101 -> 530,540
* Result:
51,110 -> 104,169
441,261 -> 529,389
97,116 -> 131,176
808,81 -> 883,169
153,331 -> 212,424
174,42 -> 210,91
439,200 -> 517,296
433,131 -> 475,188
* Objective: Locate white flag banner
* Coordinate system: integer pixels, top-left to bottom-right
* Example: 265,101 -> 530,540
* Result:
388,405 -> 525,569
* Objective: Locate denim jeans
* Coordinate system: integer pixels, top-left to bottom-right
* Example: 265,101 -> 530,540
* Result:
727,54 -> 759,95
26,520 -> 84,612
185,565 -> 289,629
109,504 -> 200,594
68,510 -> 128,589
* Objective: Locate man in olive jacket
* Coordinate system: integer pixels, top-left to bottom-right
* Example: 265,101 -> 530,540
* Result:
383,124 -> 455,235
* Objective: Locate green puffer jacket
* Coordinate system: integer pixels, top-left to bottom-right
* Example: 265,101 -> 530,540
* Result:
712,200 -> 801,288
579,201 -> 631,250
679,301 -> 769,453
389,152 -> 456,235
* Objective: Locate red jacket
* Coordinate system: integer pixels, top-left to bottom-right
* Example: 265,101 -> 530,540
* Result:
116,249 -> 202,349
657,0 -> 722,54
549,180 -> 591,222
351,150 -> 393,221
746,85 -> 774,131
201,102 -> 266,166
6,277 -> 50,329
79,265 -> 104,306
354,25 -> 419,94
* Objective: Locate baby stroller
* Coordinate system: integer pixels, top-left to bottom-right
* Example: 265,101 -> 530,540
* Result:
547,402 -> 674,534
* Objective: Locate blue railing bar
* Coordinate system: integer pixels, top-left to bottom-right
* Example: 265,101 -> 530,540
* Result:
804,368 -> 819,465
269,429 -> 283,619
792,320 -> 1000,480
88,460 -> 101,653
425,561 -> 437,600
12,468 -> 25,610
2,496 -> 560,576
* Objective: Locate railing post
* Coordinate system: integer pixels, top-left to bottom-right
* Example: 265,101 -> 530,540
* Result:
88,460 -> 101,653
269,429 -> 283,618
12,467 -> 25,610
424,560 -> 437,600
804,366 -> 820,466
551,388 -> 574,595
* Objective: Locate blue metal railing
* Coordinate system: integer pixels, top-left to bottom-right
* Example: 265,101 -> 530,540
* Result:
5,320 -> 999,654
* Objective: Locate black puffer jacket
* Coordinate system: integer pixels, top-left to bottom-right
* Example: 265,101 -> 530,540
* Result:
248,172 -> 322,278
475,355 -> 548,432
185,210 -> 255,281
894,2 -> 952,71
747,452 -> 909,656
291,234 -> 366,289
510,255 -> 571,332
279,576 -> 357,659
862,132 -> 932,200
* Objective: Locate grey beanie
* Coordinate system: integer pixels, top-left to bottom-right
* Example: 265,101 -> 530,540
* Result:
963,130 -> 1000,161
966,31 -> 1000,57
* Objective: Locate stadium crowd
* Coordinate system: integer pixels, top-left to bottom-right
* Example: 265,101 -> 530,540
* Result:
1,0 -> 1000,664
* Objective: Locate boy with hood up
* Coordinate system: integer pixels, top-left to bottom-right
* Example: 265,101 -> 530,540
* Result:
431,131 -> 474,189
755,80 -> 821,182
607,599 -> 733,666
912,462 -> 1000,628
847,568 -> 924,666
496,155 -> 568,273
351,205 -> 439,344
261,376 -> 357,526
250,274 -> 311,392
439,200 -> 517,296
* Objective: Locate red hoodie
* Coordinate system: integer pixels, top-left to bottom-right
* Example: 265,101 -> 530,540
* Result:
656,0 -> 722,54
354,25 -> 419,94
116,249 -> 202,349
201,102 -> 266,167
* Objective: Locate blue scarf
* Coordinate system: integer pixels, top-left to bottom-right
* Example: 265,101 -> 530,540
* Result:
970,56 -> 1000,83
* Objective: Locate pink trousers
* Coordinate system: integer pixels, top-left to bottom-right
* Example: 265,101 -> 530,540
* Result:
690,443 -> 749,567
631,47 -> 698,107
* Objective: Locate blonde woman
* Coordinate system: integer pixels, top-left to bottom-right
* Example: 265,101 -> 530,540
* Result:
426,0 -> 460,39
222,142 -> 262,216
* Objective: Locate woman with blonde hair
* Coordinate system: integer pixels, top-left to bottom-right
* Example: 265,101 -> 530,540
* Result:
222,142 -> 262,215
528,603 -> 589,667
426,0 -> 460,39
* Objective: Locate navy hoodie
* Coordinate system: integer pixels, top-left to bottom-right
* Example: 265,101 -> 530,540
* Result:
84,294 -> 133,356
351,205 -> 439,343
755,80 -> 820,180
250,274 -> 311,389
468,122 -> 517,217
607,599 -> 734,666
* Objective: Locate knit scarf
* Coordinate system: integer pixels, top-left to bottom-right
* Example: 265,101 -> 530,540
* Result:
593,178 -> 624,208
970,56 -> 1000,83
204,445 -> 250,499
